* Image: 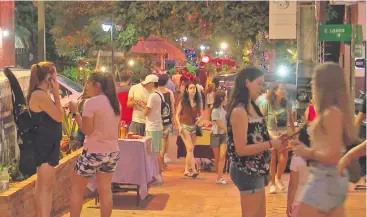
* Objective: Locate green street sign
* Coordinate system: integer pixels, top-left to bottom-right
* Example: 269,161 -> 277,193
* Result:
319,24 -> 351,41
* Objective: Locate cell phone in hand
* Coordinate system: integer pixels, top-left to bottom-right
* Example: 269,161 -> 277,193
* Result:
46,75 -> 54,88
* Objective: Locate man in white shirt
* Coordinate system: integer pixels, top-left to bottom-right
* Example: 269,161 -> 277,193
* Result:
144,74 -> 164,183
127,73 -> 151,136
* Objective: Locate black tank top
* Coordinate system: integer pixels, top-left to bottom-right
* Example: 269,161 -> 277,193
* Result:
30,88 -> 62,144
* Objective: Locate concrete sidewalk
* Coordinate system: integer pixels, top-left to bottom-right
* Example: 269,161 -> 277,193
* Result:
62,135 -> 366,217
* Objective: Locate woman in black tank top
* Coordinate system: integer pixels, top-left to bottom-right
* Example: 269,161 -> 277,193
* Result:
28,62 -> 64,217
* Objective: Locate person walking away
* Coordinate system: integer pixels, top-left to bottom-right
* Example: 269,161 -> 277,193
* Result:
127,72 -> 150,136
196,62 -> 208,88
28,62 -> 63,217
176,81 -> 203,178
206,83 -> 216,108
210,90 -> 228,184
227,66 -> 287,217
68,71 -> 121,217
261,81 -> 296,194
144,74 -> 164,183
292,62 -> 358,217
287,141 -> 310,217
158,74 -> 175,165
117,70 -> 133,128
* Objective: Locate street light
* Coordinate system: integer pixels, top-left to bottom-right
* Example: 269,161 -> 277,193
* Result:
2,30 -> 9,37
277,65 -> 288,77
220,42 -> 228,50
101,66 -> 107,72
128,59 -> 135,66
102,23 -> 115,77
200,45 -> 206,51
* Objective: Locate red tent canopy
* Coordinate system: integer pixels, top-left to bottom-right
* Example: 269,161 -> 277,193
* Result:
130,35 -> 186,61
209,57 -> 236,67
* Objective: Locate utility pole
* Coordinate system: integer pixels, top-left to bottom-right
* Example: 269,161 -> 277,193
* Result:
295,1 -> 318,122
37,1 -> 46,61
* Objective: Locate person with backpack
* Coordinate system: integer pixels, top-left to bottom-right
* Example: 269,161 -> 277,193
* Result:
27,62 -> 63,217
157,74 -> 175,166
143,74 -> 164,183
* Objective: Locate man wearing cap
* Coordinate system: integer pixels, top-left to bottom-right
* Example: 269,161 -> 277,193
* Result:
127,73 -> 154,136
144,74 -> 164,183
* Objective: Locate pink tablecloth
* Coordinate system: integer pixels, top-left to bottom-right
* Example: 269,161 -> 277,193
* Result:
87,137 -> 159,199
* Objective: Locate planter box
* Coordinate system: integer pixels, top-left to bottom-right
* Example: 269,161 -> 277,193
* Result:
0,149 -> 82,217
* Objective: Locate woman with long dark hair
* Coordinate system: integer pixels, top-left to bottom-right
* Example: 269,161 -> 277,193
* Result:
261,81 -> 296,194
68,71 -> 121,217
210,90 -> 228,184
176,81 -> 202,178
227,66 -> 287,217
28,62 -> 63,217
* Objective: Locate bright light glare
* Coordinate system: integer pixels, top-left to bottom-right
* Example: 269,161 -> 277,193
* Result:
101,66 -> 107,72
219,50 -> 224,55
220,42 -> 228,50
277,65 -> 288,77
102,24 -> 112,32
128,60 -> 135,66
2,30 -> 9,37
200,45 -> 205,51
287,49 -> 293,54
182,36 -> 188,41
79,67 -> 83,70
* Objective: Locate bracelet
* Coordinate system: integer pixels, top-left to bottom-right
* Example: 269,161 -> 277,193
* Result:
268,140 -> 272,149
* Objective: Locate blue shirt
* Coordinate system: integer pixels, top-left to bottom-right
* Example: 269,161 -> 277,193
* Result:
165,78 -> 176,92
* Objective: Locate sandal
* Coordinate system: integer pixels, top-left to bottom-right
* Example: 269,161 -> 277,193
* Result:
191,172 -> 199,178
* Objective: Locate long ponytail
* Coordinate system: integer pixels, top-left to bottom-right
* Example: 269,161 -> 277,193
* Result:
27,62 -> 56,103
88,72 -> 120,115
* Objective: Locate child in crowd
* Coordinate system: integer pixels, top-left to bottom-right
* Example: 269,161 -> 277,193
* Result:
287,140 -> 310,217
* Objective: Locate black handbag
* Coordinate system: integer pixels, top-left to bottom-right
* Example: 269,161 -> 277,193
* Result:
196,126 -> 203,137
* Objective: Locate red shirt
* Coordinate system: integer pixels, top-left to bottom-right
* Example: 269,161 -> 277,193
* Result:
117,85 -> 133,124
307,104 -> 316,122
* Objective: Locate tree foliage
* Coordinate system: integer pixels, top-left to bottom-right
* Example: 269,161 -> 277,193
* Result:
48,1 -> 270,62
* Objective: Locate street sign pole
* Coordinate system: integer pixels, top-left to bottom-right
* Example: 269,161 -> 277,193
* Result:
350,24 -> 355,114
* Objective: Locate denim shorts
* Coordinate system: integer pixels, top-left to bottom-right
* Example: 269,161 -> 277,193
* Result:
210,133 -> 227,148
129,122 -> 145,136
230,163 -> 268,194
182,124 -> 196,134
301,163 -> 349,212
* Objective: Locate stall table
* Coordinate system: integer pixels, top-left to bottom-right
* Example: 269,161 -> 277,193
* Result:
87,137 -> 159,206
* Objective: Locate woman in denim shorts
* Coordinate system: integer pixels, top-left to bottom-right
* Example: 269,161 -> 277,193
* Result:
226,67 -> 287,217
292,63 -> 358,217
68,72 -> 121,217
210,90 -> 228,184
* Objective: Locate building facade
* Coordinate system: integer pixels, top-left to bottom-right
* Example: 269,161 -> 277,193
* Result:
0,1 -> 15,69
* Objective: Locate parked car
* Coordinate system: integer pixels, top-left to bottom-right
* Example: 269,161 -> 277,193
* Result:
0,68 -> 82,156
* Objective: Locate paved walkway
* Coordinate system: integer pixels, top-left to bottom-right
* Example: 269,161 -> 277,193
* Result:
62,136 -> 366,217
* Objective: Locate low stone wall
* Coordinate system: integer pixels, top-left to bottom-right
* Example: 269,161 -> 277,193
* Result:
0,149 -> 82,217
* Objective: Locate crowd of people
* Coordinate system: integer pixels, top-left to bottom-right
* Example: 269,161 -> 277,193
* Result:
25,61 -> 365,217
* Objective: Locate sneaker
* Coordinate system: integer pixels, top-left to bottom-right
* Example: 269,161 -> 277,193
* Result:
164,154 -> 171,164
276,178 -> 286,191
155,174 -> 163,184
269,184 -> 277,194
216,177 -> 228,185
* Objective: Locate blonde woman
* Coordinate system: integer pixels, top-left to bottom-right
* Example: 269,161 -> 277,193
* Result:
292,62 -> 358,217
